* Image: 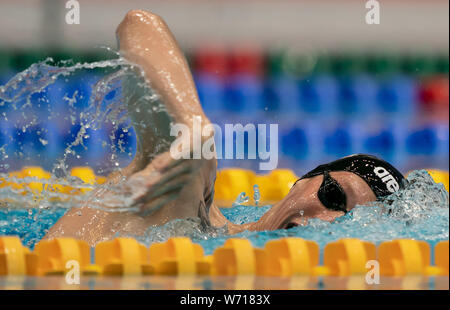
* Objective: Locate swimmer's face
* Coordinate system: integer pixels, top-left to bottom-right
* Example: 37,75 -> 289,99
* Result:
253,171 -> 377,231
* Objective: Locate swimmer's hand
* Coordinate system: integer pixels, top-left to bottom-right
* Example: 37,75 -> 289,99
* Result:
122,151 -> 204,216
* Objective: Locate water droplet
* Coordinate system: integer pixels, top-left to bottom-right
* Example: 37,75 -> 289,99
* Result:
253,184 -> 260,206
232,192 -> 249,207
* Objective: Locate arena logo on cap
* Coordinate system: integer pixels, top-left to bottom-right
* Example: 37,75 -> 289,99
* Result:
373,167 -> 399,193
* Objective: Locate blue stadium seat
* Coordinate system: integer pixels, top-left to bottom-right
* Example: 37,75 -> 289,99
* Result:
264,76 -> 300,114
225,74 -> 264,113
406,126 -> 438,156
376,75 -> 417,117
337,75 -> 377,118
281,126 -> 309,160
194,73 -> 225,113
323,124 -> 353,158
299,74 -> 339,116
363,127 -> 397,162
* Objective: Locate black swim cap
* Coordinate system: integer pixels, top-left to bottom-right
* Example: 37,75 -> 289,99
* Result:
298,154 -> 406,199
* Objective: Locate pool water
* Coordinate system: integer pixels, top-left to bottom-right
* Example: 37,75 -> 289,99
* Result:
1,169 -> 448,255
0,57 -> 448,256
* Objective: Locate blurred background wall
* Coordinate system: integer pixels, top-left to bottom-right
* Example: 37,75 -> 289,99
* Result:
0,0 -> 449,175
1,0 -> 449,50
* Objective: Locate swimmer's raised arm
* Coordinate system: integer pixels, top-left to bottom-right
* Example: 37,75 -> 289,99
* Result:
115,10 -> 255,232
115,9 -> 217,217
117,10 -> 212,156
44,10 -> 220,245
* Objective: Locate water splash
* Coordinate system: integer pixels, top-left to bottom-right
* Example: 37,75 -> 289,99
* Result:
121,169 -> 448,254
0,56 -> 448,254
253,184 -> 260,206
232,192 -> 250,207
231,185 -> 261,207
0,168 -> 448,252
0,51 -> 175,215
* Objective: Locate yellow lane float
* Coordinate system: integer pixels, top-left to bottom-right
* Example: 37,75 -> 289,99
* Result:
0,236 -> 448,278
1,166 -> 448,206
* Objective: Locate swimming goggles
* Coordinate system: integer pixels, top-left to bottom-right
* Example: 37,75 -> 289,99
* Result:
317,171 -> 347,213
292,170 -> 347,212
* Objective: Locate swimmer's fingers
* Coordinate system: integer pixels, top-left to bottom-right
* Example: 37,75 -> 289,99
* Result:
137,174 -> 192,216
149,174 -> 191,200
129,158 -> 194,193
138,194 -> 179,217
130,158 -> 203,212
132,169 -> 190,207
135,159 -> 201,202
154,158 -> 203,189
138,150 -> 194,177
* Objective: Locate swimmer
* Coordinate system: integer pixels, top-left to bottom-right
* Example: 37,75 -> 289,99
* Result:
44,10 -> 406,246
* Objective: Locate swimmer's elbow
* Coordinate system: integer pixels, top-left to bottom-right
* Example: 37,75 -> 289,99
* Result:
116,9 -> 165,37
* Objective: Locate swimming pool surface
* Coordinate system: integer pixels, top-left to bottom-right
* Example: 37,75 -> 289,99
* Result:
0,170 -> 448,257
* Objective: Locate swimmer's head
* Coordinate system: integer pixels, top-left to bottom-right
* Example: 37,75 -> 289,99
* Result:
294,154 -> 407,213
252,154 -> 406,231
